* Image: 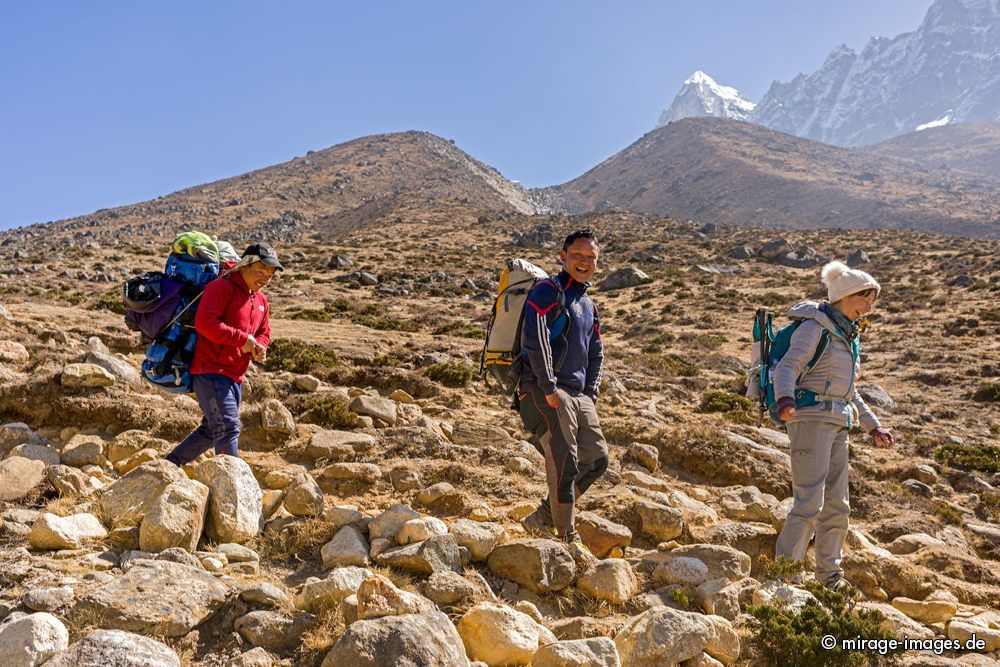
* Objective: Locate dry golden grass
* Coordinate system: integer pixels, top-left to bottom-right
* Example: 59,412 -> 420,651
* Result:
253,517 -> 338,565
60,604 -> 106,643
298,605 -> 346,666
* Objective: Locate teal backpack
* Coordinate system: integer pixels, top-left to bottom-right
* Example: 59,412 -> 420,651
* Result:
751,308 -> 860,425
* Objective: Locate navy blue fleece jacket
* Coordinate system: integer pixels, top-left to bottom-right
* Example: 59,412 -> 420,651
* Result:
520,270 -> 603,398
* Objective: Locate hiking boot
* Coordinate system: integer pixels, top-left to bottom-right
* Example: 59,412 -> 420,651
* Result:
823,576 -> 854,594
521,509 -> 555,539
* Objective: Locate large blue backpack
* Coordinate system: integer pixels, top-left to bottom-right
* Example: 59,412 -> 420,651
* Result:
137,246 -> 220,393
751,308 -> 859,425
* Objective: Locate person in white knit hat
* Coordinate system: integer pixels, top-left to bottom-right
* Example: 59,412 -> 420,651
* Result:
772,260 -> 894,592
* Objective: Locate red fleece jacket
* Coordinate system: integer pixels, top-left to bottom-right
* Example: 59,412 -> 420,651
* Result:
191,271 -> 271,383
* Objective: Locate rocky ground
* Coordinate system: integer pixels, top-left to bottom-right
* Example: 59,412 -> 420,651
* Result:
0,209 -> 998,666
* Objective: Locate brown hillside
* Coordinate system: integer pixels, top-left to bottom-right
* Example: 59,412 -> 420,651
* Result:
14,130 -> 536,246
537,117 -> 1000,238
866,122 -> 1000,181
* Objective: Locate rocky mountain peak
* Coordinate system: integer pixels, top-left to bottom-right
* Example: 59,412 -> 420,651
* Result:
655,70 -> 756,127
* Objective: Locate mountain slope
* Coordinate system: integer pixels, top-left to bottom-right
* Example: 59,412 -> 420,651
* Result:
655,71 -> 756,126
866,122 -> 1000,180
749,0 -> 1000,146
537,117 -> 1000,238
16,131 -> 536,244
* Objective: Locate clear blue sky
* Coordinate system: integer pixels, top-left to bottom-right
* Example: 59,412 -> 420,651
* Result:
0,0 -> 932,230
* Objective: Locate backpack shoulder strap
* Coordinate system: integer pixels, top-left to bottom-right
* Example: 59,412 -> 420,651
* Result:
803,327 -> 830,374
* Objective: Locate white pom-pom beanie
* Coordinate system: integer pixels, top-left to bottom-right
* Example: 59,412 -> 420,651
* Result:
821,260 -> 880,303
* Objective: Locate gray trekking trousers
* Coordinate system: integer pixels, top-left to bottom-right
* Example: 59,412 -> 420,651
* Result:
775,420 -> 850,581
519,385 -> 609,541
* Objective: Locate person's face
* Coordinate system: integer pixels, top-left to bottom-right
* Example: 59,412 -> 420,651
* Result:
240,261 -> 277,292
559,238 -> 599,283
836,290 -> 878,322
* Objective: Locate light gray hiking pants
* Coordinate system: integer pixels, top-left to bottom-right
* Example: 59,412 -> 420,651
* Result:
519,386 -> 609,541
775,420 -> 850,581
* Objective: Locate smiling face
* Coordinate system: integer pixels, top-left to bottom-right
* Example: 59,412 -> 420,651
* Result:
834,288 -> 878,322
560,237 -> 599,283
239,261 -> 277,292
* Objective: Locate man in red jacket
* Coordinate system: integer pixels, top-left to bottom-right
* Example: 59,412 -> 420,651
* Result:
165,242 -> 282,466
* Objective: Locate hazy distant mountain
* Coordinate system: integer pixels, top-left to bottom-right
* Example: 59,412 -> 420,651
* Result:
537,117 -> 1000,238
866,122 -> 1000,180
749,0 -> 1000,146
655,71 -> 756,126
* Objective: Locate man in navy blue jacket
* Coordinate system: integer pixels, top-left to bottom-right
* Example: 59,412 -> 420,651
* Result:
518,229 -> 608,545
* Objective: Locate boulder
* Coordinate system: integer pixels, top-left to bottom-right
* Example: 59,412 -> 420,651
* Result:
375,534 -> 462,575
668,545 -> 750,583
416,481 -> 462,510
29,513 -> 108,550
139,478 -> 210,553
320,525 -> 370,569
449,519 -> 506,562
858,602 -> 935,641
576,512 -> 631,558
0,456 -> 46,501
577,559 -> 639,605
7,443 -> 59,466
632,499 -> 682,543
751,580 -> 817,613
349,395 -> 398,425
948,620 -> 1000,652
614,607 -> 715,666
397,516 -> 449,545
235,610 -> 314,652
886,533 -> 947,555
322,610 -> 469,667
194,456 -> 263,544
422,571 -> 485,606
74,560 -> 229,637
306,430 -> 376,460
653,556 -> 710,587
458,602 -> 545,666
47,464 -> 95,497
531,638 -> 621,667
599,268 -> 652,291
294,567 -> 374,611
107,430 -> 169,465
218,543 -> 260,563
369,504 -> 421,542
85,351 -> 142,387
625,443 -> 659,472
0,340 -> 29,363
0,612 -> 69,667
60,435 -> 106,467
45,629 -> 180,667
487,539 -> 576,594
450,421 -> 515,449
61,363 -> 116,388
96,460 -> 186,526
282,474 -> 324,517
891,596 -> 957,624
356,574 -> 436,620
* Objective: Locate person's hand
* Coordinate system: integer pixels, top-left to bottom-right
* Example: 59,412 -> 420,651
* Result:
545,392 -> 562,409
870,427 -> 895,447
777,397 -> 796,421
241,335 -> 257,354
252,343 -> 267,363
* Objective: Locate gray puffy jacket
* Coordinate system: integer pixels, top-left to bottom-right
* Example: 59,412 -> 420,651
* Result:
772,301 -> 880,432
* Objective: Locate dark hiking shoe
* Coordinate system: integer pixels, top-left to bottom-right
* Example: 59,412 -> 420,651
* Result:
823,576 -> 855,594
521,509 -> 555,538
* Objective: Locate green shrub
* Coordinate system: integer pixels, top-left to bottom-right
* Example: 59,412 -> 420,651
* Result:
643,353 -> 699,377
263,338 -> 340,374
757,555 -> 806,581
325,297 -> 353,313
670,587 -> 691,609
932,500 -> 965,526
746,581 -> 902,667
291,308 -> 332,322
433,320 -> 485,339
972,381 -> 1000,403
352,314 -> 421,332
426,362 -> 475,387
301,395 -> 361,429
699,391 -> 753,413
933,442 -> 1000,473
91,288 -> 127,315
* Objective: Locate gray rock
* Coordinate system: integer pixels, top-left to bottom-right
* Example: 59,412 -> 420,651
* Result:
599,268 -> 652,291
487,539 -> 576,593
96,459 -> 187,527
847,250 -> 870,267
85,351 -> 142,386
0,456 -> 46,501
321,525 -> 371,569
375,533 -> 462,575
22,586 -> 75,612
235,610 -> 315,652
531,637 -> 621,667
856,383 -> 896,411
45,629 -> 180,667
74,560 -> 229,637
0,612 -> 69,667
322,610 -> 469,667
193,456 -> 263,544
349,395 -> 397,425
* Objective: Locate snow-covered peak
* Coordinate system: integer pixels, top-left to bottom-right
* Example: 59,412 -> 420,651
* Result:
916,114 -> 951,131
656,71 -> 756,128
